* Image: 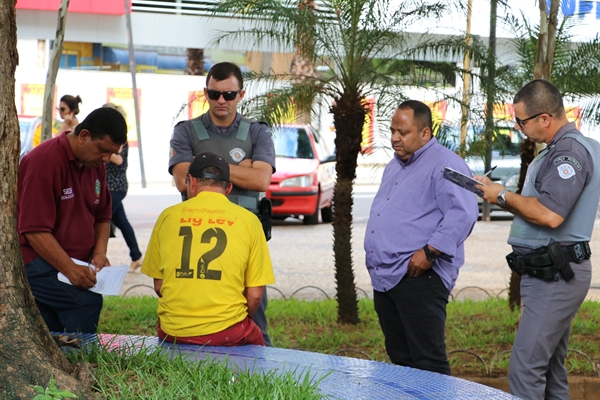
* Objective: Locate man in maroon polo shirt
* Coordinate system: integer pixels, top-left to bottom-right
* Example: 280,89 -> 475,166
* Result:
18,107 -> 127,333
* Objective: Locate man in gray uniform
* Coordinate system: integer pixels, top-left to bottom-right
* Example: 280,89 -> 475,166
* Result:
476,79 -> 600,399
169,62 -> 276,346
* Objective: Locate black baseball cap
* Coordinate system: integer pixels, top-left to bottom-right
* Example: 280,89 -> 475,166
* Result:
188,152 -> 230,182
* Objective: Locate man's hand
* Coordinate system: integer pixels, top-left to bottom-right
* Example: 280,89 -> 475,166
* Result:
473,175 -> 505,205
407,248 -> 433,277
475,175 -> 564,227
66,262 -> 97,290
90,254 -> 110,271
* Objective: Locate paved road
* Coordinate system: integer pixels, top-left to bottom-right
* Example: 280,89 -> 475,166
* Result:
110,185 -> 600,301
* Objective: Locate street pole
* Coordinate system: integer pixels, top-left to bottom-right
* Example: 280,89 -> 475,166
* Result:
124,0 -> 147,188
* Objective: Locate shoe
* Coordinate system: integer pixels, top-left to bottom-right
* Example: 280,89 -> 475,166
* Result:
129,259 -> 142,271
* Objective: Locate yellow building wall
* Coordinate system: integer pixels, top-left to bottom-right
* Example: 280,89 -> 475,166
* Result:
62,42 -> 97,67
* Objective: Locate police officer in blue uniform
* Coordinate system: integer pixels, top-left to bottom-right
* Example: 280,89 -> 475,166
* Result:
169,62 -> 276,346
476,79 -> 600,399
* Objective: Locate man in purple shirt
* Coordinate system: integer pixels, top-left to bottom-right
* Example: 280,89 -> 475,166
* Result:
365,100 -> 478,375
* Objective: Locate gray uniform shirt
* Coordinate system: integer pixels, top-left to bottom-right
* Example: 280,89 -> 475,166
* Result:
512,122 -> 595,255
168,112 -> 276,176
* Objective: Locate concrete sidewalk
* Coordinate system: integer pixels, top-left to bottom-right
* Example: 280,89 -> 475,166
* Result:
109,210 -> 600,302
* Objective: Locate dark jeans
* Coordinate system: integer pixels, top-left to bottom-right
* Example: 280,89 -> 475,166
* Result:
374,268 -> 451,375
111,190 -> 142,261
25,257 -> 103,333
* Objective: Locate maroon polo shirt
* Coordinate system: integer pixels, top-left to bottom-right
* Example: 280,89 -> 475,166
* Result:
18,132 -> 112,265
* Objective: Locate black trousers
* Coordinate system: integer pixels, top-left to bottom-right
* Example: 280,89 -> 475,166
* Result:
374,268 -> 451,375
25,257 -> 103,333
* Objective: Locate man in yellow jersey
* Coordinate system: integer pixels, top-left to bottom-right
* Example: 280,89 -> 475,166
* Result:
142,152 -> 275,346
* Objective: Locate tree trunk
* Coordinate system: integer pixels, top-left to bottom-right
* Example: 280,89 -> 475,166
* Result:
0,1 -> 95,397
41,0 -> 70,143
459,0 -> 473,159
481,0 -> 497,222
185,48 -> 205,75
330,93 -> 365,325
291,0 -> 317,125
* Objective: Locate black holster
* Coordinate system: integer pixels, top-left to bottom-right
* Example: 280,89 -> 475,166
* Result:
547,242 -> 574,281
258,197 -> 273,242
505,252 -> 524,276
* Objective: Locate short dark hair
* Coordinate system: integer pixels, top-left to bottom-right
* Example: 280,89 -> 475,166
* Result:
397,100 -> 433,131
206,62 -> 244,89
60,95 -> 82,115
513,79 -> 565,118
191,166 -> 229,190
74,107 -> 128,145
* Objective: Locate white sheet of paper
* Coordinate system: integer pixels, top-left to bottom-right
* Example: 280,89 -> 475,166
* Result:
57,258 -> 129,296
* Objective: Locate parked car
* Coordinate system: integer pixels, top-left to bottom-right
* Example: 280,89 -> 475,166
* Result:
266,124 -> 336,225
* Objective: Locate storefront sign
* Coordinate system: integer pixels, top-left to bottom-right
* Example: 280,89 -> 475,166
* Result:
16,0 -> 128,15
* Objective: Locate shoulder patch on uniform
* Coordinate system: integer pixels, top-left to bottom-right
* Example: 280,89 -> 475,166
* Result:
553,156 -> 581,170
557,164 -> 576,179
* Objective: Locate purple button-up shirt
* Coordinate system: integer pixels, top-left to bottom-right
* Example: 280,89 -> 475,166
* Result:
364,138 -> 478,292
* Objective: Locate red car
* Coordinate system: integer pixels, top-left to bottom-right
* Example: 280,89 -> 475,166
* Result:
267,124 -> 336,225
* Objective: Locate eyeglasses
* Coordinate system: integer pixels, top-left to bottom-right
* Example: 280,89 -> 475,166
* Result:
206,89 -> 240,101
515,112 -> 552,128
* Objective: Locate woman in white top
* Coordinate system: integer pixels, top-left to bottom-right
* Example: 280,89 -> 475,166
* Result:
58,94 -> 82,133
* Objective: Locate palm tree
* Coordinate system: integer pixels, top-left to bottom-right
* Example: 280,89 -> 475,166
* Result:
211,0 -> 447,324
499,15 -> 600,120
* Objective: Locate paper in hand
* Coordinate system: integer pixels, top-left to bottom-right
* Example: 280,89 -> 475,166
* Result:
442,166 -> 484,196
57,258 -> 129,296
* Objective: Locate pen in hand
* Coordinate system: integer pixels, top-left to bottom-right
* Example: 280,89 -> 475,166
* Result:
482,165 -> 497,178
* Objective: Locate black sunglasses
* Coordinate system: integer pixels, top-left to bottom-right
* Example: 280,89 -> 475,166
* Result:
516,112 -> 552,128
206,89 -> 240,101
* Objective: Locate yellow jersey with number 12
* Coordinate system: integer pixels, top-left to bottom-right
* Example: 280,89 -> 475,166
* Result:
142,191 -> 275,337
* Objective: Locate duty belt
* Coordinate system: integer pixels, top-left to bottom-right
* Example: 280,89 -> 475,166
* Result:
505,242 -> 591,281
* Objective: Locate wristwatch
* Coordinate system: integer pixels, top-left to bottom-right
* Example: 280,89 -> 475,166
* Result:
497,188 -> 510,207
423,245 -> 438,262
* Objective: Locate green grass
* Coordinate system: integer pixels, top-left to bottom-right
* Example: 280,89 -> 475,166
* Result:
98,296 -> 600,377
65,341 -> 326,399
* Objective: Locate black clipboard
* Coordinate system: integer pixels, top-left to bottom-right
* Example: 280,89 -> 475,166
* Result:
442,166 -> 484,196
